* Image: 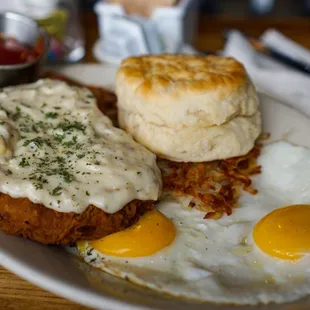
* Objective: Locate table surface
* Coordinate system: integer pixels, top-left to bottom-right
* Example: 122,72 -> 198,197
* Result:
1,10 -> 310,310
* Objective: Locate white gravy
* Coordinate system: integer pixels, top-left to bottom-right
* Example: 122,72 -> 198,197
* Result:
0,79 -> 161,214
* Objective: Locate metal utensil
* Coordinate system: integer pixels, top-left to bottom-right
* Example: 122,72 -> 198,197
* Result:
0,11 -> 49,87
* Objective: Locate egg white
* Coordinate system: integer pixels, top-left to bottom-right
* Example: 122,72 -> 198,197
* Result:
79,141 -> 310,305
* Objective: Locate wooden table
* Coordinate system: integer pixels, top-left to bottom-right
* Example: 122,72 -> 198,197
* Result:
1,11 -> 310,310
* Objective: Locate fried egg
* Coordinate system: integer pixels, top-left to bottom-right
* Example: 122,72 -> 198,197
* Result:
78,141 -> 310,305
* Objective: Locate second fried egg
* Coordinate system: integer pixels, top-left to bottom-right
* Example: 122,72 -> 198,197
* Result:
78,141 -> 310,305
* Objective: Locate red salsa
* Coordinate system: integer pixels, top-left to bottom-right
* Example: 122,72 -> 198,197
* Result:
0,37 -> 40,65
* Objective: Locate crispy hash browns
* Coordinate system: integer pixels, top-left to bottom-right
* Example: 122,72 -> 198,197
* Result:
158,143 -> 262,219
42,72 -> 264,220
0,194 -> 153,245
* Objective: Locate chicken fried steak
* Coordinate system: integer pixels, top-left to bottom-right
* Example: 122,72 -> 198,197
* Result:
0,194 -> 154,245
0,79 -> 161,245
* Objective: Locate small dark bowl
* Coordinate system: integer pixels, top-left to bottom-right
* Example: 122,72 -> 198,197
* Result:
0,11 -> 49,87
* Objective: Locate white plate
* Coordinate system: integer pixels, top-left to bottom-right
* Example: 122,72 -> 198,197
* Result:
1,64 -> 310,310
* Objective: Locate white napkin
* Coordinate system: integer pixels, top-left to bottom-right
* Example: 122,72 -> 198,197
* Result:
223,30 -> 310,117
261,29 -> 310,66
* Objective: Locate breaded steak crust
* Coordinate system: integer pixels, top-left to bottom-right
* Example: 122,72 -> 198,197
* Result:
0,193 -> 154,245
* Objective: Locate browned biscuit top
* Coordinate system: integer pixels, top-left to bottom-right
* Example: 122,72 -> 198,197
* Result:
117,55 -> 247,100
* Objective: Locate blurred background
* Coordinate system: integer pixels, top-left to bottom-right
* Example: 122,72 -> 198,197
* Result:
81,0 -> 310,15
79,0 -> 310,63
0,0 -> 310,65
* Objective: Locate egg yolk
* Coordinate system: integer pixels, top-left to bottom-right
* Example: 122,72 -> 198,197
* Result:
88,209 -> 176,258
253,204 -> 310,260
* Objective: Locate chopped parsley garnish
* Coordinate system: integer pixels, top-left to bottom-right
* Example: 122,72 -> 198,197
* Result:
19,158 -> 30,167
62,136 -> 78,147
57,121 -> 86,132
36,121 -> 45,129
86,191 -> 90,196
35,183 -> 43,190
55,156 -> 65,164
54,133 -> 65,143
12,106 -> 21,121
23,137 -> 44,148
43,167 -> 74,184
31,124 -> 39,133
62,170 -> 74,183
51,186 -> 62,196
45,112 -> 59,119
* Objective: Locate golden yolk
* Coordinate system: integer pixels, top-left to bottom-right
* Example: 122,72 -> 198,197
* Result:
88,209 -> 176,258
253,204 -> 310,260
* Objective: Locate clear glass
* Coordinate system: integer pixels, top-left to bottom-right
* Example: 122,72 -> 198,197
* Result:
58,0 -> 85,63
12,0 -> 85,63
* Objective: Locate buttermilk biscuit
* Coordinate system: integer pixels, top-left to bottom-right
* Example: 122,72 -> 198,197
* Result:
116,55 -> 259,128
116,55 -> 261,162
